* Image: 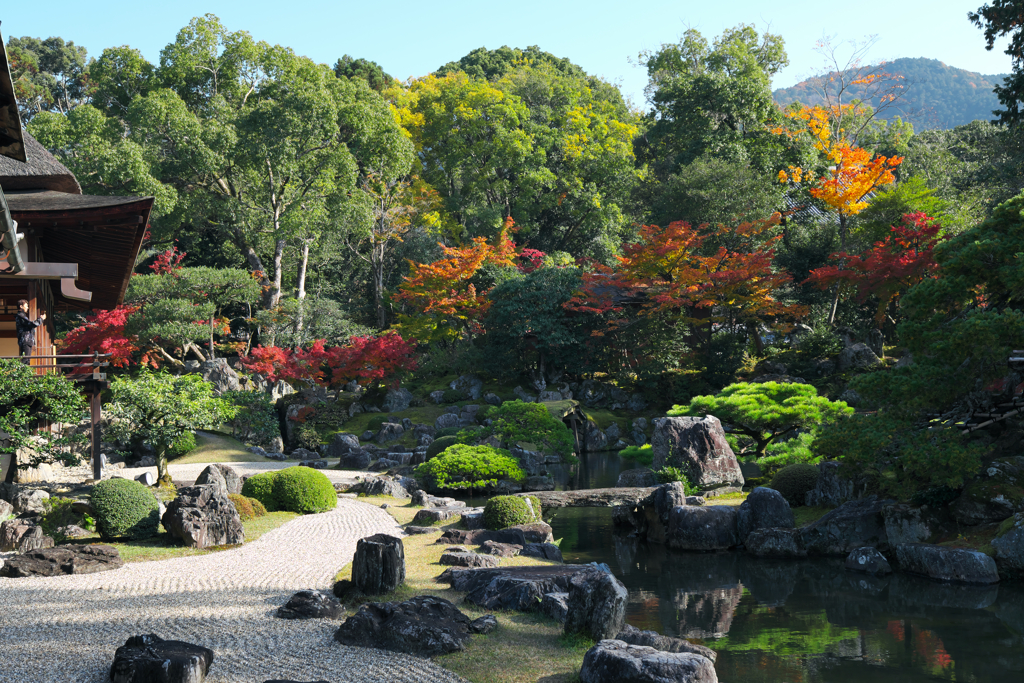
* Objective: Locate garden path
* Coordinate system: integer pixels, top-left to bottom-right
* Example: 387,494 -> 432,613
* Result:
0,497 -> 466,683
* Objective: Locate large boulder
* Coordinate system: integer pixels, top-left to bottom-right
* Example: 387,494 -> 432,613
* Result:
845,547 -> 892,576
521,543 -> 563,562
668,506 -> 739,551
161,485 -> 244,549
199,357 -> 242,395
0,498 -> 12,519
434,413 -> 461,430
617,468 -> 658,488
564,568 -> 629,641
744,528 -> 805,558
340,449 -> 371,470
441,564 -> 591,612
882,503 -> 943,545
194,464 -> 242,496
579,640 -> 718,683
614,624 -> 717,661
0,519 -> 54,552
895,543 -> 1000,585
585,422 -> 609,451
275,591 -> 344,620
798,496 -> 892,556
382,388 -> 414,413
333,595 -> 493,657
13,488 -> 49,515
804,461 -> 856,508
0,544 -> 122,578
837,342 -> 881,372
437,528 -> 528,546
508,522 -> 554,544
451,374 -> 484,400
376,422 -> 405,444
951,456 -> 1024,525
993,511 -> 1024,578
651,416 -> 743,490
352,533 -> 405,595
324,432 -> 361,459
439,551 -> 500,568
363,476 -> 409,498
109,634 -> 214,683
736,487 -> 793,543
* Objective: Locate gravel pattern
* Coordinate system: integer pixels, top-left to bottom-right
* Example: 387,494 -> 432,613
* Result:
0,498 -> 468,683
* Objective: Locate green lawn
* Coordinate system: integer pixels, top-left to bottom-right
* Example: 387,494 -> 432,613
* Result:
171,431 -> 265,464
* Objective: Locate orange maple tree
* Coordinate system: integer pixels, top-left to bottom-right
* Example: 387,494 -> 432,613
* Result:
394,217 -> 518,340
566,215 -> 805,353
776,104 -> 903,322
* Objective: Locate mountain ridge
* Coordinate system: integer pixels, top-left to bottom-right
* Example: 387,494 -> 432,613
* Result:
773,57 -> 1008,130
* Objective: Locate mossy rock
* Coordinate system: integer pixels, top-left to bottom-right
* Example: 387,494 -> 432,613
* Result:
951,456 -> 1024,525
228,493 -> 256,521
770,463 -> 820,507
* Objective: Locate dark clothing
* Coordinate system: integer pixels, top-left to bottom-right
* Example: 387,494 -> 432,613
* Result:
15,311 -> 43,356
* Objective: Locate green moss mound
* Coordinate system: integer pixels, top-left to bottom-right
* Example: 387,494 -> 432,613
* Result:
228,493 -> 256,521
770,463 -> 821,507
89,478 -> 161,540
271,466 -> 338,514
484,495 -> 537,530
426,435 -> 460,460
241,471 -> 278,511
619,444 -> 653,466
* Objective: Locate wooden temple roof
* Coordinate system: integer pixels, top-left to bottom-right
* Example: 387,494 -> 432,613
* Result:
5,190 -> 153,310
0,132 -> 80,194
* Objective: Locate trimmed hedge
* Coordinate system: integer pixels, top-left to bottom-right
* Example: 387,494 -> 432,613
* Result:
90,478 -> 161,540
414,445 -> 526,491
249,497 -> 268,517
770,463 -> 821,507
484,495 -> 534,530
241,472 -> 278,511
426,435 -> 460,460
272,467 -> 337,514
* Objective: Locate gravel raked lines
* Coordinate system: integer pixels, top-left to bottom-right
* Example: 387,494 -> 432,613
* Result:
0,497 -> 469,683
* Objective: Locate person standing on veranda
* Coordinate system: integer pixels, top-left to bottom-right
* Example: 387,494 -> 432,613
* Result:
14,298 -> 45,360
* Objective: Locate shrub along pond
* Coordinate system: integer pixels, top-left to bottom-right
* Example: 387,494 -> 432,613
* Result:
543,506 -> 1024,683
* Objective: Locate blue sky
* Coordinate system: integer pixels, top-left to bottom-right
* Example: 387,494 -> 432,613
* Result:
0,1 -> 1012,107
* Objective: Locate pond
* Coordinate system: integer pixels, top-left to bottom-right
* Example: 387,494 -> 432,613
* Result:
547,506 -> 1024,683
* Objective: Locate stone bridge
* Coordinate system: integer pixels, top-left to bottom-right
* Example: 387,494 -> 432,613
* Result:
515,487 -> 658,509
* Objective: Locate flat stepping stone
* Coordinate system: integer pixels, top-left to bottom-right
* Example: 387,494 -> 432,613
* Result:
439,551 -> 499,568
412,507 -> 463,524
405,526 -> 441,535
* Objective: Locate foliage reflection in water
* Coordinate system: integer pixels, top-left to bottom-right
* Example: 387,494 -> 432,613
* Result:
545,506 -> 1024,683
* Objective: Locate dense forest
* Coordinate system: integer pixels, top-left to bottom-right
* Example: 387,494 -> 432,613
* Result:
774,57 -> 1007,130
6,12 -> 1024,500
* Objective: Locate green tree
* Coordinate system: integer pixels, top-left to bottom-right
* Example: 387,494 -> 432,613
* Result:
106,371 -> 236,483
638,24 -> 789,174
125,267 -> 260,364
333,55 -> 394,92
669,382 -> 852,458
970,0 -> 1024,124
4,35 -> 89,120
0,360 -> 87,484
483,266 -> 601,380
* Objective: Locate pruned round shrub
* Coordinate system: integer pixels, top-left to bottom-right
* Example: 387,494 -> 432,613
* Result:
484,495 -> 534,530
414,444 -> 526,491
228,493 -> 256,521
272,466 -> 337,514
434,427 -> 463,439
90,478 -> 160,540
248,497 -> 268,517
241,471 -> 278,511
426,435 -> 460,460
168,431 -> 197,459
619,444 -> 653,466
487,400 -> 574,458
442,389 -> 465,403
770,463 -> 821,507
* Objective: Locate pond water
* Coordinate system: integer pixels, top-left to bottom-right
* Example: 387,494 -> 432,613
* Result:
547,506 -> 1024,683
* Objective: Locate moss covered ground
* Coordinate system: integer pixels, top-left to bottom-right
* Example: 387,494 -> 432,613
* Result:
170,431 -> 264,464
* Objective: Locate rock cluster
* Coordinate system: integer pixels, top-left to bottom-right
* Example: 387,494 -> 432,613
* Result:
162,485 -> 244,549
1,544 -> 123,578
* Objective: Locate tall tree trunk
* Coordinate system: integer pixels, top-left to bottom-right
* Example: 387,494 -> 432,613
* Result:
208,312 -> 216,360
373,238 -> 387,330
295,239 -> 310,344
267,237 -> 286,310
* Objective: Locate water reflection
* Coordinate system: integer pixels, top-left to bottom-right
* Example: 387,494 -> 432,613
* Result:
547,507 -> 1024,683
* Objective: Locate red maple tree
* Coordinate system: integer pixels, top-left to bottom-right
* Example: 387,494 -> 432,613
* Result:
805,212 -> 943,325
